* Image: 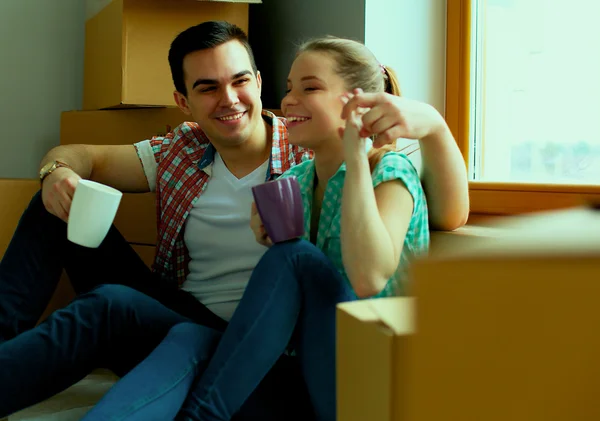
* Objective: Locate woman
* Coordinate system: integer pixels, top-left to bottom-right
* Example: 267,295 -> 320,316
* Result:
82,37 -> 455,421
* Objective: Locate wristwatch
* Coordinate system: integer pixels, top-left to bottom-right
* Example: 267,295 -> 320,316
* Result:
39,160 -> 72,183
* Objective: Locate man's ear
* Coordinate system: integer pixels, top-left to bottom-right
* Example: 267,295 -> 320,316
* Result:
256,70 -> 262,95
173,91 -> 192,116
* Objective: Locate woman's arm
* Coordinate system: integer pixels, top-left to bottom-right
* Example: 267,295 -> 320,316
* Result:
341,111 -> 413,298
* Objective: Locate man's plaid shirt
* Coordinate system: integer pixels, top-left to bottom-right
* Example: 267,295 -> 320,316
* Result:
134,110 -> 310,287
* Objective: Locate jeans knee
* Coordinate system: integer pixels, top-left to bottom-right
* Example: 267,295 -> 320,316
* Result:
168,321 -> 207,338
265,239 -> 320,260
166,322 -> 221,359
84,284 -> 144,314
264,239 -> 333,272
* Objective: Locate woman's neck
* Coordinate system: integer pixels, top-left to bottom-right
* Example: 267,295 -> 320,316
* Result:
313,144 -> 345,188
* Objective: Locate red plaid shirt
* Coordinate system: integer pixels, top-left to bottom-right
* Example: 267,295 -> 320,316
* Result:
135,110 -> 310,287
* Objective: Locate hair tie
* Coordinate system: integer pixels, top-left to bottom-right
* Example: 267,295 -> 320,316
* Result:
380,64 -> 388,78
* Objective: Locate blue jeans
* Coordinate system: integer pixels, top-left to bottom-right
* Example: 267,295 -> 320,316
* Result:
0,192 -> 314,420
83,239 -> 357,421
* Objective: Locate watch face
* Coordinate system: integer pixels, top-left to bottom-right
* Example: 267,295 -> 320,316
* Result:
40,161 -> 56,179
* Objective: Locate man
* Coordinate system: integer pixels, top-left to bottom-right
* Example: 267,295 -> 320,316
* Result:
0,21 -> 468,418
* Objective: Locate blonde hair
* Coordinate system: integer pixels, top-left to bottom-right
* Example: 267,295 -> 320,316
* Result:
297,36 -> 401,170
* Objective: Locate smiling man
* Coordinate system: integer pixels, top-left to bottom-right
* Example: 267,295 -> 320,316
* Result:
0,21 -> 468,419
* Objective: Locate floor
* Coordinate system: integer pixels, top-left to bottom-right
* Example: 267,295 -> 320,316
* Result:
6,370 -> 118,421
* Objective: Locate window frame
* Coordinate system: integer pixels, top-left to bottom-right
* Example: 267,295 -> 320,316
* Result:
446,0 -> 600,215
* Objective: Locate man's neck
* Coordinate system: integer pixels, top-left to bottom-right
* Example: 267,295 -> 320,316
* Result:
215,120 -> 272,179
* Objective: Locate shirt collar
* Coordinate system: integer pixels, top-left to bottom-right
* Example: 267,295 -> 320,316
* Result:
198,110 -> 285,181
297,159 -> 347,199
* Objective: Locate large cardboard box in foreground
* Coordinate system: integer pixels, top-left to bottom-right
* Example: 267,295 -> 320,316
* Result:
84,0 -> 261,110
406,206 -> 600,421
337,207 -> 600,421
60,107 -> 190,245
337,297 -> 414,421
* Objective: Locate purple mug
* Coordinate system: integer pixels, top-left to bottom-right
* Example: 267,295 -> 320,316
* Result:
251,176 -> 304,243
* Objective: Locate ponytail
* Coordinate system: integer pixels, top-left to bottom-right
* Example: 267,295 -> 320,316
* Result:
383,65 -> 401,96
368,64 -> 404,171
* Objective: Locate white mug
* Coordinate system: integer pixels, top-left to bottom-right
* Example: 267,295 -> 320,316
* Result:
67,180 -> 123,248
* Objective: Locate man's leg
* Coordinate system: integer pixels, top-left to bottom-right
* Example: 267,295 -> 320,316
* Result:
177,239 -> 357,421
0,191 -> 226,337
0,191 -> 156,342
0,284 -> 211,418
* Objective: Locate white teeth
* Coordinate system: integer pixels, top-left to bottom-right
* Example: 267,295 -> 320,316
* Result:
288,116 -> 310,122
217,112 -> 244,121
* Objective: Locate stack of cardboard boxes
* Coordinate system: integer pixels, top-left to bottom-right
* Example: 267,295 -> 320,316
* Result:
61,0 -> 260,266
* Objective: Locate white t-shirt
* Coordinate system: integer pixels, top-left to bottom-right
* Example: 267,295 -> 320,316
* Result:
182,153 -> 270,320
135,140 -> 269,321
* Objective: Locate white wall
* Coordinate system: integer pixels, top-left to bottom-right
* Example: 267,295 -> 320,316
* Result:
0,0 -> 85,179
365,0 -> 447,115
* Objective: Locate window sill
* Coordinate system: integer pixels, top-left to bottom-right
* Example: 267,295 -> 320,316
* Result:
469,182 -> 600,215
430,214 -> 505,256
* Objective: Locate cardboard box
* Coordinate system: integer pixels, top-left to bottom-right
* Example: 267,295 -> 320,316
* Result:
84,0 -> 260,110
60,107 -> 188,146
0,179 -> 40,258
60,107 -> 190,245
337,297 -> 414,421
406,207 -> 600,421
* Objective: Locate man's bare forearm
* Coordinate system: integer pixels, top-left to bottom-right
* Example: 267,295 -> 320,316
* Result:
40,143 -> 150,194
40,144 -> 94,179
420,124 -> 470,231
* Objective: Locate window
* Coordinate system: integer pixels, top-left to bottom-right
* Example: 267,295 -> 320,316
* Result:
447,0 -> 600,215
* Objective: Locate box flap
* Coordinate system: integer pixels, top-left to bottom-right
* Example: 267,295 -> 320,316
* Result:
337,297 -> 414,336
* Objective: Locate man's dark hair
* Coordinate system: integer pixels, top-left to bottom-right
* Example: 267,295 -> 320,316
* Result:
168,21 -> 258,97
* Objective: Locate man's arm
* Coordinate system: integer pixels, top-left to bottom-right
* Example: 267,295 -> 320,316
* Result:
40,144 -> 150,222
419,124 -> 469,231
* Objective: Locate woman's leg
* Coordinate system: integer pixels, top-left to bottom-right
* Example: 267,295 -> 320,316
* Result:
81,322 -> 221,421
177,239 -> 356,421
234,354 -> 316,421
83,324 -> 314,421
